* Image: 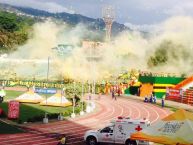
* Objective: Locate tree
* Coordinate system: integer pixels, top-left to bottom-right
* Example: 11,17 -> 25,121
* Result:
147,40 -> 189,67
0,11 -> 34,53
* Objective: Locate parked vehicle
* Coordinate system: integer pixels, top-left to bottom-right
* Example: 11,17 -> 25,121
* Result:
84,116 -> 150,145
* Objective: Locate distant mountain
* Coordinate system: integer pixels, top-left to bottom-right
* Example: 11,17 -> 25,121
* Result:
0,3 -> 131,37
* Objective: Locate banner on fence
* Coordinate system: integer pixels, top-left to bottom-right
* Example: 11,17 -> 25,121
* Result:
0,80 -> 66,88
166,88 -> 183,100
35,88 -> 57,94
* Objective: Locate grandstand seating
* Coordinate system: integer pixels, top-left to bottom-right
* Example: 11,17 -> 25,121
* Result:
182,87 -> 193,105
166,86 -> 193,106
166,76 -> 193,106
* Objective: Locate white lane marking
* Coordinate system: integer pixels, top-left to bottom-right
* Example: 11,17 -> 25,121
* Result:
2,95 -> 168,145
125,100 -> 150,120
125,101 -> 141,119
0,96 -> 114,144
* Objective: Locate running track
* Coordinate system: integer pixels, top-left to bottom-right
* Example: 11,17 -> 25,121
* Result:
0,95 -> 171,145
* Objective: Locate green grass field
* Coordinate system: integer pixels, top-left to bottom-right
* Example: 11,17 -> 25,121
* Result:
4,90 -> 24,101
4,90 -> 52,101
0,90 -> 83,123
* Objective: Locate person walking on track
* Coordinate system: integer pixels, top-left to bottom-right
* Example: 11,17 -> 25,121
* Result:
112,89 -> 115,99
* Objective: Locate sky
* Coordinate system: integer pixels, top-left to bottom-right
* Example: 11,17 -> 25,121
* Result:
1,0 -> 193,26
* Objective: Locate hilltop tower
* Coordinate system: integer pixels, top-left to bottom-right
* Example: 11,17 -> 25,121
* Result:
102,6 -> 115,42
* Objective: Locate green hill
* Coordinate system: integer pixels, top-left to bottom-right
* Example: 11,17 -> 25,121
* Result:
0,11 -> 34,53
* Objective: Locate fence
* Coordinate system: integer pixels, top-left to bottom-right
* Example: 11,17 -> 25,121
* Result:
166,88 -> 193,106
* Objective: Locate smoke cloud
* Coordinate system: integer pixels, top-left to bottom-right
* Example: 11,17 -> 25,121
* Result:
1,16 -> 193,81
146,16 -> 193,75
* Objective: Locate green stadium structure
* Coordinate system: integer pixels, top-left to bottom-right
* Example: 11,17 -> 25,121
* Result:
138,76 -> 185,98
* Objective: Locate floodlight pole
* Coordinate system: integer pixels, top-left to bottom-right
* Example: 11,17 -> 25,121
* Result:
2,82 -> 4,90
82,82 -> 84,110
93,61 -> 96,95
71,81 -> 76,118
80,81 -> 85,115
102,6 -> 115,42
89,41 -> 92,100
46,56 -> 50,105
88,81 -> 91,98
73,82 -> 75,114
61,87 -> 64,104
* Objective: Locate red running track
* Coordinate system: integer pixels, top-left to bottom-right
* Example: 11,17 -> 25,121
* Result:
0,95 -> 171,145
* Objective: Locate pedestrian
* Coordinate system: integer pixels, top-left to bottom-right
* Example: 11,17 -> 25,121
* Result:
118,87 -> 121,96
162,95 -> 165,107
149,94 -> 153,103
112,89 -> 115,99
144,96 -> 148,103
114,93 -> 117,100
161,98 -> 164,107
153,94 -> 157,103
154,94 -> 157,103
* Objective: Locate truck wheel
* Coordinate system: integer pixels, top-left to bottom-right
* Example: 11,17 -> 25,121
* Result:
125,139 -> 137,145
86,136 -> 97,145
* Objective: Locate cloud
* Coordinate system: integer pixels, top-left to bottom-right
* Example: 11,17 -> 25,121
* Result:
137,0 -> 193,16
163,1 -> 193,16
124,22 -> 161,32
133,0 -> 176,11
0,0 -> 75,13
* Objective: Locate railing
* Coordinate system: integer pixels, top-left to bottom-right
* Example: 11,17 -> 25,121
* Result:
183,89 -> 193,105
166,87 -> 193,106
166,88 -> 181,102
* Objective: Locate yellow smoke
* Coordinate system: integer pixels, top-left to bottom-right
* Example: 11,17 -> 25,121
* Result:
1,16 -> 193,81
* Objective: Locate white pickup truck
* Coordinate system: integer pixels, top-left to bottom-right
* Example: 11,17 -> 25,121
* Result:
84,117 -> 150,145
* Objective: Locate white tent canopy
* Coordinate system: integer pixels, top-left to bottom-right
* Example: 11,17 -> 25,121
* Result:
15,91 -> 44,103
40,93 -> 72,107
131,109 -> 193,145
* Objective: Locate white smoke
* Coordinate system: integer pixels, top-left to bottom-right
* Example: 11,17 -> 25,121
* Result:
1,16 -> 193,81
